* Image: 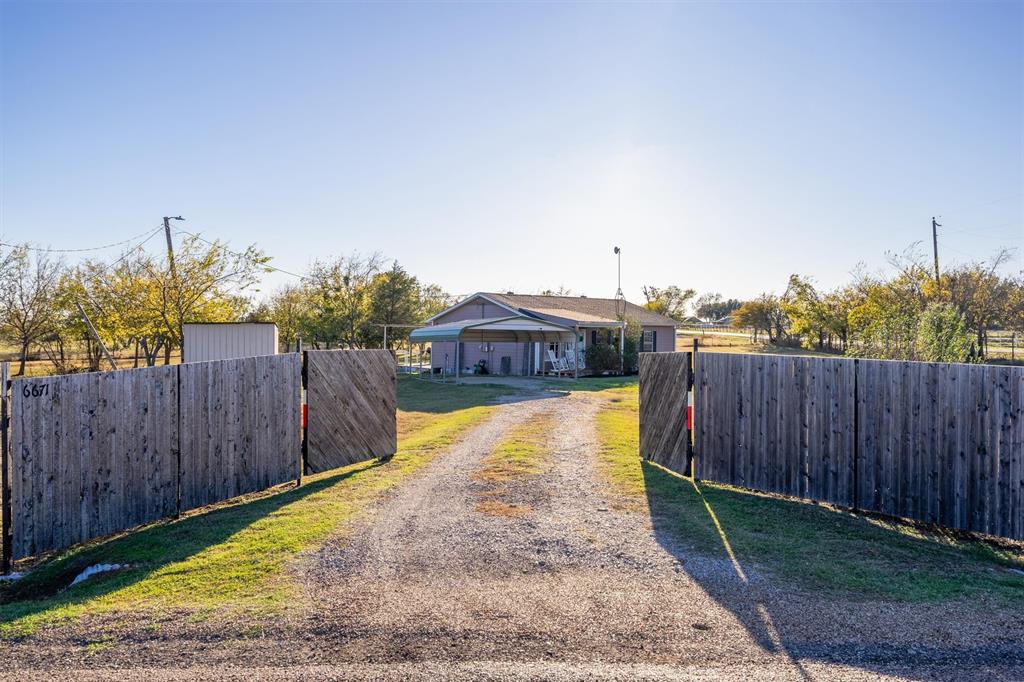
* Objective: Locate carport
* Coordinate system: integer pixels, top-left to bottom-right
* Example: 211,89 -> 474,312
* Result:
409,315 -> 580,379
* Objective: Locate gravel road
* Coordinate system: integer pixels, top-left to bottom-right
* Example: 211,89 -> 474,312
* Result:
2,389 -> 1021,681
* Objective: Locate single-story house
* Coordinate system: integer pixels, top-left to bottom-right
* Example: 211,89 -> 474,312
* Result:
410,292 -> 677,377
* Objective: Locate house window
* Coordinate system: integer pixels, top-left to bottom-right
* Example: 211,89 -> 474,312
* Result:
642,330 -> 655,352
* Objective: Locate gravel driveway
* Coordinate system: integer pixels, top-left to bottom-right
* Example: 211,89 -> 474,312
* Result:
3,389 -> 1022,681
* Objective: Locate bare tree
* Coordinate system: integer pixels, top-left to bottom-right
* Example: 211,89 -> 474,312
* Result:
0,246 -> 64,375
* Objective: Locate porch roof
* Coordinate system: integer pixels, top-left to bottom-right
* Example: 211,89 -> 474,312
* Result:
409,316 -> 577,344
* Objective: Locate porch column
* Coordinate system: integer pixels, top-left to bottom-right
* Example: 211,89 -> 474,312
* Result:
573,326 -> 579,380
455,337 -> 461,381
619,324 -> 625,375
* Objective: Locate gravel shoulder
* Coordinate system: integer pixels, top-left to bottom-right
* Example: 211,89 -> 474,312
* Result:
2,389 -> 1021,681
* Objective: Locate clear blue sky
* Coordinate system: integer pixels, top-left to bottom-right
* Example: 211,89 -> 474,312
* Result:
2,1 -> 1021,303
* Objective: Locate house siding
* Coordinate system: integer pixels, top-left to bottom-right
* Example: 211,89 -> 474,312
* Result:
643,325 -> 677,353
423,294 -> 678,376
429,340 -> 531,375
432,299 -> 514,323
428,296 -> 531,375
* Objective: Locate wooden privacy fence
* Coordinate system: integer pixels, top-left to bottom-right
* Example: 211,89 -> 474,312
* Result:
694,354 -> 856,508
179,355 -> 302,510
639,353 -> 692,475
856,360 -> 1022,540
10,365 -> 180,561
5,354 -> 301,560
0,349 -> 397,564
640,351 -> 1024,541
304,349 -> 396,474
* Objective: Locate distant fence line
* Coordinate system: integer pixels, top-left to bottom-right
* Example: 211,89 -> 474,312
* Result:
640,351 -> 1024,541
1,350 -> 395,566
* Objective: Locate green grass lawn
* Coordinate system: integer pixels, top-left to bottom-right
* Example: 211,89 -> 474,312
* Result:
0,377 -> 515,637
595,384 -> 1024,604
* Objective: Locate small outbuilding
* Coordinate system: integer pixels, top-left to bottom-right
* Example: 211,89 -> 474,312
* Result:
182,322 -> 279,363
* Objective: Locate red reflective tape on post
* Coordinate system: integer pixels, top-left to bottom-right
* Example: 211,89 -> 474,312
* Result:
302,403 -> 308,428
687,404 -> 693,430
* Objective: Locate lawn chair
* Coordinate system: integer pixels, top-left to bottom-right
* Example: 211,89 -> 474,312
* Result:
565,348 -> 585,371
546,349 -> 573,376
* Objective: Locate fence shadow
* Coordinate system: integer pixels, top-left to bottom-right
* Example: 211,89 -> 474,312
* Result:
0,462 -> 381,629
639,463 -> 1024,679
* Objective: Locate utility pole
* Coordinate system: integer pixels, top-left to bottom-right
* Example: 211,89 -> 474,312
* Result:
931,217 -> 941,284
163,216 -> 184,362
163,216 -> 184,282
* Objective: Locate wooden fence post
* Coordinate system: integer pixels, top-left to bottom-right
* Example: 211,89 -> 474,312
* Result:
300,350 -> 308,483
1,362 -> 11,574
175,363 -> 182,520
852,358 -> 860,513
687,340 -> 698,477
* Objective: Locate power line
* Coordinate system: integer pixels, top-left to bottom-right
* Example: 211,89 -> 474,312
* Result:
173,227 -> 309,281
941,221 -> 1023,239
937,192 -> 1024,219
73,228 -> 165,317
0,225 -> 165,253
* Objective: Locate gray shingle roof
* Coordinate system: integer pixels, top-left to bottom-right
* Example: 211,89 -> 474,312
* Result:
483,292 -> 677,327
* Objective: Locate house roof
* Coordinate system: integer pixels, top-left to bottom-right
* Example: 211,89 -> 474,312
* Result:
409,316 -> 576,343
484,292 -> 678,327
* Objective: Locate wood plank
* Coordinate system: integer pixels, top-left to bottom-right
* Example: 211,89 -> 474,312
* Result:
9,366 -> 177,559
305,350 -> 397,473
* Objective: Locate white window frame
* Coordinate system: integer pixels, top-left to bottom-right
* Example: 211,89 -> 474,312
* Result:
642,330 -> 655,352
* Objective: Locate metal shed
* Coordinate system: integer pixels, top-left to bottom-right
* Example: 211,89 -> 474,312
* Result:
182,322 -> 279,363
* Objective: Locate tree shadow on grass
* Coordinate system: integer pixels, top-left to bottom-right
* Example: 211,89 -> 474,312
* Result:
0,460 -> 383,633
640,462 -> 1024,678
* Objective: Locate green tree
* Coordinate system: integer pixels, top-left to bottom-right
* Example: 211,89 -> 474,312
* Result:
848,273 -> 930,360
249,284 -> 309,352
694,292 -> 742,322
944,253 -> 1013,359
916,302 -> 972,363
148,235 -> 267,362
642,285 -> 696,321
364,261 -> 422,350
299,252 -> 383,348
731,294 -> 787,343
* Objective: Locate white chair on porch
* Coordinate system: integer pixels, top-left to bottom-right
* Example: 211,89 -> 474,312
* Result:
565,348 -> 585,372
546,349 -> 573,376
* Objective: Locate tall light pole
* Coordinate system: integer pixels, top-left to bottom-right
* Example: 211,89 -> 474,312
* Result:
613,246 -> 625,374
613,246 -> 625,317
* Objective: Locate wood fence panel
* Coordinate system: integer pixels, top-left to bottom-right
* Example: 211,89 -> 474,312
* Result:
179,354 -> 301,511
856,360 -> 1024,539
694,353 -> 856,508
9,366 -> 178,559
305,350 -> 397,473
638,352 -> 691,475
